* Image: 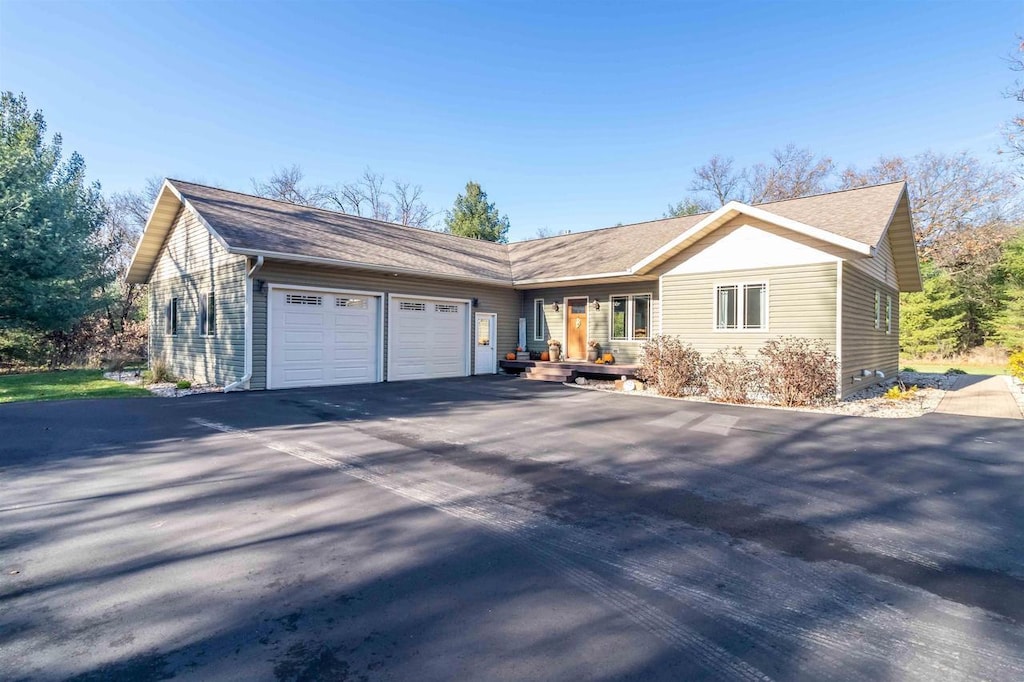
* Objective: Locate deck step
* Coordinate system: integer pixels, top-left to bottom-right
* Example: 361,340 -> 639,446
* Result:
524,367 -> 577,382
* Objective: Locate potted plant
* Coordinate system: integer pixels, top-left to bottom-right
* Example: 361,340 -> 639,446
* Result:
547,339 -> 562,362
587,340 -> 601,362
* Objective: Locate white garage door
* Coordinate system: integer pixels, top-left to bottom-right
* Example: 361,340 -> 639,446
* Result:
269,288 -> 380,389
388,296 -> 469,381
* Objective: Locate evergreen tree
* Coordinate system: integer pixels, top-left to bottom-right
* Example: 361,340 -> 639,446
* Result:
0,92 -> 109,334
444,181 -> 510,243
993,234 -> 1024,350
900,261 -> 967,356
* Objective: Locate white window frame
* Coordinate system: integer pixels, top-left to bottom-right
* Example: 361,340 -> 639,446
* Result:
609,293 -> 653,342
885,293 -> 892,335
167,296 -> 179,336
201,291 -> 216,337
874,289 -> 881,330
533,298 -> 545,341
712,282 -> 768,332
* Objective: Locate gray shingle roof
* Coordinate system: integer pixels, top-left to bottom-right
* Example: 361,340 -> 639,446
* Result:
166,179 -> 907,285
171,180 -> 513,283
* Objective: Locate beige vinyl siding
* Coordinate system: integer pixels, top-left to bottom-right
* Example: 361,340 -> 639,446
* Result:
660,263 -> 837,355
148,207 -> 248,385
848,229 -> 898,289
251,261 -> 519,389
840,263 -> 899,397
524,282 -> 660,363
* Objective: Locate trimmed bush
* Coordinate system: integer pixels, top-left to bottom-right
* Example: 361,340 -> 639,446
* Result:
175,380 -> 192,390
705,348 -> 757,403
757,337 -> 838,406
636,335 -> 705,397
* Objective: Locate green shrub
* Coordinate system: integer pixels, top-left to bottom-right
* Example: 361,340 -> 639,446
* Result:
175,380 -> 192,390
1009,351 -> 1024,382
758,337 -> 838,406
901,366 -> 917,373
636,335 -> 705,397
705,348 -> 757,404
945,367 -> 967,375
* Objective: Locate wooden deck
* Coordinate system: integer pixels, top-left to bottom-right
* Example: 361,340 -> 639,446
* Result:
499,359 -> 639,383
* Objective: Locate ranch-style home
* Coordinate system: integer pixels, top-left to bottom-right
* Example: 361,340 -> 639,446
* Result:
126,179 -> 921,398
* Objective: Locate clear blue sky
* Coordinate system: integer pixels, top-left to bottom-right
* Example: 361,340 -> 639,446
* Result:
1,0 -> 1020,240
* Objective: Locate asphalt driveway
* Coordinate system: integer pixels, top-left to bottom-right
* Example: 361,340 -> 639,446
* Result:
2,376 -> 1024,680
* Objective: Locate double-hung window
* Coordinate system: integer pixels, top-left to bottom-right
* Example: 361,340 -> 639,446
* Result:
885,294 -> 892,334
533,298 -> 545,341
610,294 -> 652,340
714,283 -> 766,331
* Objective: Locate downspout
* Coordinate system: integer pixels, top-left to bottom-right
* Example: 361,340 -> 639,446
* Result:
224,255 -> 264,392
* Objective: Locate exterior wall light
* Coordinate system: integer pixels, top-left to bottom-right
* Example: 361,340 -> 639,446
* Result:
552,301 -> 559,312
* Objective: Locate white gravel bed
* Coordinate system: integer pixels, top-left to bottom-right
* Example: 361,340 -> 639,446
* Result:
567,371 -> 956,419
1004,375 -> 1024,415
103,371 -> 223,397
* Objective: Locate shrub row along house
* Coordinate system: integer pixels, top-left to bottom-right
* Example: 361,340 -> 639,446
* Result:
126,179 -> 921,397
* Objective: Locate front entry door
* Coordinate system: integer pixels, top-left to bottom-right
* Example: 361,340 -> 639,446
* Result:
566,298 -> 588,359
474,313 -> 497,374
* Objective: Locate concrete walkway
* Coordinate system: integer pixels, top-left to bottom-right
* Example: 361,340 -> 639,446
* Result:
936,375 -> 1023,420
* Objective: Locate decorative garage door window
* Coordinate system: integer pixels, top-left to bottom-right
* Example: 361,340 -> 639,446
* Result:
435,304 -> 459,313
336,297 -> 368,308
399,301 -> 427,312
286,294 -> 323,306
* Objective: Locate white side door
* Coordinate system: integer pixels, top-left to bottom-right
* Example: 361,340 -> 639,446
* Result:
474,313 -> 497,375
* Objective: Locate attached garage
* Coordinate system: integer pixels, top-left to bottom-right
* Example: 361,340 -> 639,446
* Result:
388,296 -> 470,381
267,287 -> 382,389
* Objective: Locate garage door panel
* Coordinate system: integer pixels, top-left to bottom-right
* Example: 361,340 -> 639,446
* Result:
388,297 -> 469,382
270,288 -> 380,389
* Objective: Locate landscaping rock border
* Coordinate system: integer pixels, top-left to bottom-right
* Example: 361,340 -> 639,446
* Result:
103,371 -> 223,398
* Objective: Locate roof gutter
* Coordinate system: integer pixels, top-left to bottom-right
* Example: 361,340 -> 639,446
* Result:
224,255 -> 264,392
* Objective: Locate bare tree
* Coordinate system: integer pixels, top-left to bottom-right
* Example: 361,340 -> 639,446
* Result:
251,165 -> 332,208
331,168 -> 391,221
691,155 -> 746,206
390,180 -> 433,227
748,144 -> 834,204
841,151 -> 1019,265
1004,37 -> 1024,168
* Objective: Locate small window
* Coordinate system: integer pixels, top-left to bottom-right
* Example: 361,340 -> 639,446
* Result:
885,294 -> 892,334
435,304 -> 459,313
400,301 -> 426,312
874,290 -> 881,329
200,292 -> 216,336
715,283 -> 766,331
336,297 -> 368,309
611,296 -> 628,340
533,299 -> 545,341
611,294 -> 653,340
286,294 -> 322,306
166,297 -> 179,336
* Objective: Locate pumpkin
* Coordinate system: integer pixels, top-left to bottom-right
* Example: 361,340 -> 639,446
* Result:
506,352 -> 516,361
603,353 -> 614,364
540,351 -> 550,361
595,358 -> 605,365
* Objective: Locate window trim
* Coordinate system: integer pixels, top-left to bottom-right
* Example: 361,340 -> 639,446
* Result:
533,298 -> 545,341
609,293 -> 653,342
167,296 -> 179,336
885,293 -> 892,335
201,291 -> 216,337
712,282 -> 768,332
874,289 -> 881,330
